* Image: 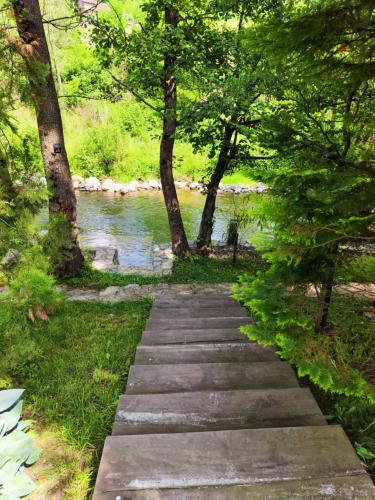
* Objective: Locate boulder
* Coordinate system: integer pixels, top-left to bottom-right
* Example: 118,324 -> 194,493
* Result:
189,182 -> 200,190
113,183 -> 124,192
72,174 -> 84,189
101,178 -> 115,191
81,177 -> 102,191
175,180 -> 187,189
147,179 -> 162,189
128,180 -> 141,190
120,184 -> 136,194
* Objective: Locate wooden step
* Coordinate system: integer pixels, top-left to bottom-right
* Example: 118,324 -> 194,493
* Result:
93,425 -> 368,494
113,387 -> 326,435
94,474 -> 375,499
141,328 -> 248,345
126,362 -> 298,394
146,317 -> 252,331
134,343 -> 276,364
153,297 -> 240,309
149,306 -> 248,319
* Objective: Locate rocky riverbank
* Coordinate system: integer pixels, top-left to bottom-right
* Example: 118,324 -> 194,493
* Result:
71,175 -> 268,195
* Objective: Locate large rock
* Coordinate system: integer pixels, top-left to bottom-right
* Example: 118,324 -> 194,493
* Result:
113,182 -> 124,192
80,177 -> 102,191
147,179 -> 162,190
128,180 -> 141,190
101,178 -> 115,191
72,174 -> 84,189
120,184 -> 136,194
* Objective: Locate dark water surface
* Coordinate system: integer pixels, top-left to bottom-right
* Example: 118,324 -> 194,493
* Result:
39,190 -> 257,265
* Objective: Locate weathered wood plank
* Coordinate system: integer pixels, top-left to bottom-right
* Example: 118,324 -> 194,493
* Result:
93,426 -> 367,493
126,362 -> 298,394
146,317 -> 252,331
113,387 -> 326,435
93,474 -> 375,499
149,306 -> 248,319
135,343 -> 276,364
141,328 -> 249,345
153,297 -> 240,309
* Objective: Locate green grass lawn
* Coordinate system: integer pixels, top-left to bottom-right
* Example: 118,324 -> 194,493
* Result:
2,300 -> 151,498
62,255 -> 267,289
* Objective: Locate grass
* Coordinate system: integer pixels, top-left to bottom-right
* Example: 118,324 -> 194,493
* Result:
337,255 -> 375,284
221,172 -> 258,186
2,299 -> 151,498
62,255 -> 267,289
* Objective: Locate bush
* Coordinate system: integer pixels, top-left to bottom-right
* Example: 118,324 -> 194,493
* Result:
0,249 -> 62,385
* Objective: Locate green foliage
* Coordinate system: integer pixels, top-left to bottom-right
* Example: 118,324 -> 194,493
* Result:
313,388 -> 375,475
0,247 -> 61,383
235,0 -> 374,407
0,299 -> 150,496
337,255 -> 375,284
0,389 -> 40,499
234,274 -> 375,402
62,254 -> 267,289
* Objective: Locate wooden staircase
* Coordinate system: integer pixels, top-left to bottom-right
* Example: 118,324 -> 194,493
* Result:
93,290 -> 375,499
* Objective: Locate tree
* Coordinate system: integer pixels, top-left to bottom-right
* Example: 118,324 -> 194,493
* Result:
234,0 -> 375,399
10,0 -> 84,277
180,0 -> 278,253
158,5 -> 190,256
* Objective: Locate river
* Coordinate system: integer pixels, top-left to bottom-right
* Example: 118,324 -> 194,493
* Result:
38,190 -> 258,266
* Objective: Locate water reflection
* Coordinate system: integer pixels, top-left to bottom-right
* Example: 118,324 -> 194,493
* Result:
38,190 -> 259,265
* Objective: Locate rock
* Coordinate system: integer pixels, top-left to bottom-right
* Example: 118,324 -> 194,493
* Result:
120,184 -> 136,194
147,179 -> 162,189
91,247 -> 119,271
1,249 -> 21,269
189,182 -> 199,190
101,178 -> 115,192
128,180 -> 141,190
113,183 -> 124,192
175,180 -> 187,189
99,286 -> 121,299
124,284 -> 141,291
31,173 -> 47,186
80,177 -> 102,191
72,174 -> 84,189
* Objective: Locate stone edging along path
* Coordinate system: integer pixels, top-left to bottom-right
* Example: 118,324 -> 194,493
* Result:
58,281 -> 375,303
59,283 -> 233,302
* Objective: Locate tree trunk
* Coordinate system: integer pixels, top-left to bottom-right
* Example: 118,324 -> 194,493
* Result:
0,156 -> 17,202
160,6 -> 190,257
12,0 -> 84,277
197,125 -> 235,253
315,245 -> 339,332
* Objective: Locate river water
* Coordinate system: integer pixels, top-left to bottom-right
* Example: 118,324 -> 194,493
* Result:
39,190 -> 257,266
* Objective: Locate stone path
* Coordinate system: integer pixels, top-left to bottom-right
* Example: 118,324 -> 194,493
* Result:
93,288 -> 375,499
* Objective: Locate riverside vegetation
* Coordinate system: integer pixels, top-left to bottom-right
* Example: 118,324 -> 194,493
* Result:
0,0 -> 374,497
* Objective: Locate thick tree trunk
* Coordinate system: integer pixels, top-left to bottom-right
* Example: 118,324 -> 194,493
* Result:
160,6 -> 190,257
12,0 -> 84,277
197,125 -> 235,253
